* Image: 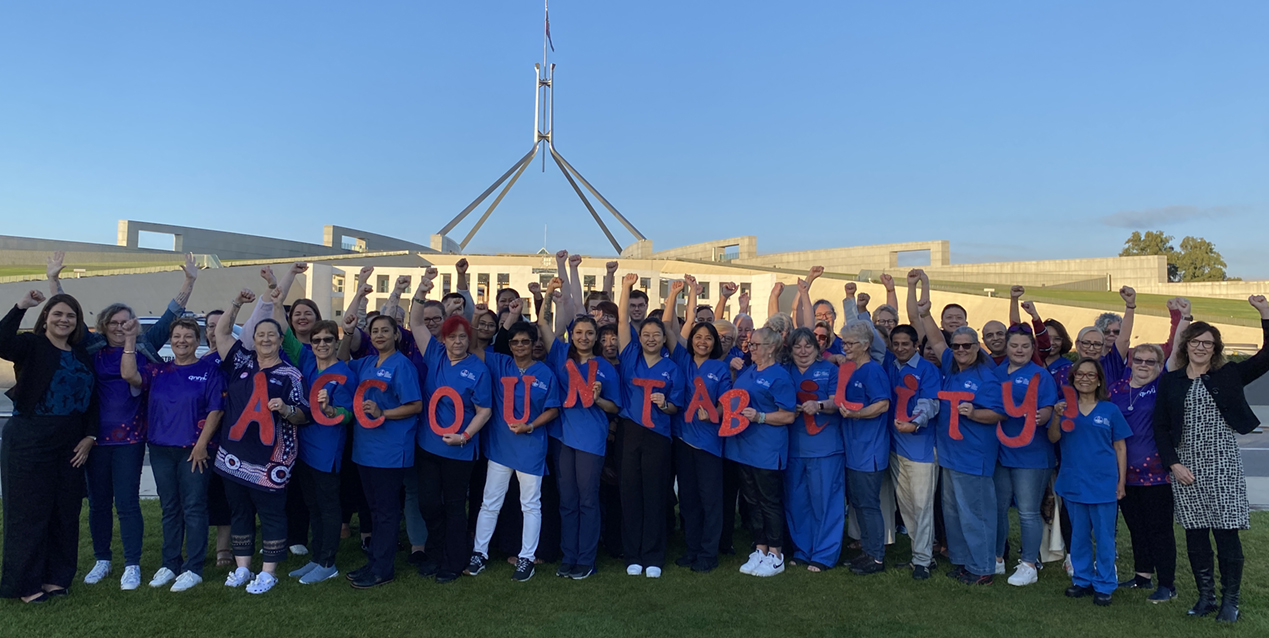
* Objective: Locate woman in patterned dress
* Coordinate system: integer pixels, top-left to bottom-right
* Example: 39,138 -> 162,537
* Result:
1153,294 -> 1269,624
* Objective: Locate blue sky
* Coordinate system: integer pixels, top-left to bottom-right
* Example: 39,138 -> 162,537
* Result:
2,1 -> 1266,278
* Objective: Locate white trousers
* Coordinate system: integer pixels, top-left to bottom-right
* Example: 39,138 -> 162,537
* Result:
472,460 -> 543,560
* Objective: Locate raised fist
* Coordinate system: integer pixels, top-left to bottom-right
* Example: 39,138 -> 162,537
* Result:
879,273 -> 895,291
1010,285 -> 1025,299
455,258 -> 468,275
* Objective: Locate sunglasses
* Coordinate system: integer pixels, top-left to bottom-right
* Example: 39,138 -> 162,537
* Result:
311,336 -> 337,345
950,342 -> 977,351
509,339 -> 533,346
815,333 -> 829,343
1131,357 -> 1159,366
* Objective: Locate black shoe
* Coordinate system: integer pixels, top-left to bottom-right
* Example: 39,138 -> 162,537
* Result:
912,564 -> 931,580
1148,585 -> 1177,603
416,560 -> 439,578
407,551 -> 427,567
512,558 -> 535,582
1117,575 -> 1152,590
851,558 -> 885,575
346,564 -> 372,581
350,572 -> 394,589
1187,556 -> 1218,617
45,588 -> 69,597
718,546 -> 736,556
1065,585 -> 1094,598
464,553 -> 487,576
1216,554 -> 1242,623
569,565 -> 596,580
675,555 -> 694,568
435,570 -> 459,584
959,573 -> 992,586
1093,592 -> 1112,607
691,558 -> 718,573
556,563 -> 576,577
947,566 -> 968,580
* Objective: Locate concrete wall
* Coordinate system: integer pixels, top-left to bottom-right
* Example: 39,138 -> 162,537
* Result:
323,225 -> 435,254
925,255 -> 1168,288
651,236 -> 758,262
118,220 -> 350,261
1136,279 -> 1269,300
732,240 -> 951,273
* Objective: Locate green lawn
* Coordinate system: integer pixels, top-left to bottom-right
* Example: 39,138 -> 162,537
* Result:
1,501 -> 1265,637
0,262 -> 185,277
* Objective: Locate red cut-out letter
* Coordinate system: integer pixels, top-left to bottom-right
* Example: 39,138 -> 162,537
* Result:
797,379 -> 825,435
229,372 -> 275,445
938,391 -> 975,441
632,378 -> 666,429
998,374 -> 1040,448
563,359 -> 597,408
685,377 -> 720,424
310,372 -> 348,426
354,379 -> 388,429
1060,385 -> 1078,432
502,375 -> 535,426
833,361 -> 864,411
718,389 -> 750,437
429,386 -> 464,435
894,374 -> 919,422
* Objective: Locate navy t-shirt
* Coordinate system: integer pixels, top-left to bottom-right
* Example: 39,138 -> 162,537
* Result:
484,353 -> 561,476
723,364 -> 797,470
214,341 -> 309,492
143,358 -> 225,448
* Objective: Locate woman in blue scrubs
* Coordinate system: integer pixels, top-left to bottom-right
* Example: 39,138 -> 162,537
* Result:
837,322 -> 893,575
408,272 -> 493,584
782,328 -> 842,572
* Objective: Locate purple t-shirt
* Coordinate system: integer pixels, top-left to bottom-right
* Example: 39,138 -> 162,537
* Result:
93,347 -> 149,445
1108,368 -> 1168,486
143,358 -> 226,447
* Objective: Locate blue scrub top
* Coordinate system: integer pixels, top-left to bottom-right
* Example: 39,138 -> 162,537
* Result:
723,364 -> 797,470
545,345 -> 622,457
935,349 -> 1006,477
298,351 -> 354,473
994,360 -> 1059,469
412,338 -> 493,462
887,355 -> 941,464
785,360 -> 842,459
348,351 -> 421,469
617,341 -> 684,438
1055,400 -> 1130,504
672,347 -> 732,458
840,360 -> 892,471
484,353 -> 561,476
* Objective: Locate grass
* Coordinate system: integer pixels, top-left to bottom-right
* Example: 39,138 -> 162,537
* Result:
1,501 -> 1266,637
0,263 -> 185,278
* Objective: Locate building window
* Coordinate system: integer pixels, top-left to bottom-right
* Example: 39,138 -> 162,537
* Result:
640,277 -> 651,291
442,273 -> 452,295
376,275 -> 389,294
497,273 -> 510,290
584,274 -> 596,291
699,281 -> 710,299
658,278 -> 671,298
333,276 -> 344,293
477,273 -> 489,287
539,274 -> 552,287
739,283 -> 751,297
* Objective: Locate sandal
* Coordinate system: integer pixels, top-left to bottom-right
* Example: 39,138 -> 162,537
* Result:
216,550 -> 234,567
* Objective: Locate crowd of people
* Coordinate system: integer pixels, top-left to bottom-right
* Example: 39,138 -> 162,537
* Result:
1,251 -> 1265,624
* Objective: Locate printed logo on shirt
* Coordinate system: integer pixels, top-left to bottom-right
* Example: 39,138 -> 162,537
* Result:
188,374 -> 208,382
1092,415 -> 1111,428
813,370 -> 830,380
1014,377 -> 1030,387
532,379 -> 550,391
460,369 -> 477,381
706,372 -> 720,382
756,378 -> 772,388
962,380 -> 979,392
269,377 -> 283,386
376,369 -> 393,380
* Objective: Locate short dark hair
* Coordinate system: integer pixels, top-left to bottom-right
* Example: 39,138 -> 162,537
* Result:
596,323 -> 619,346
941,303 -> 967,320
442,292 -> 466,307
585,290 -> 610,305
629,290 -> 649,304
206,309 -> 225,320
34,294 -> 87,345
368,314 -> 401,351
638,316 -> 666,341
506,321 -> 539,344
169,317 -> 201,341
288,298 -> 322,326
497,288 -> 521,302
596,301 -> 619,318
687,321 -> 724,359
1044,319 -> 1072,355
890,324 -> 919,344
310,320 -> 341,339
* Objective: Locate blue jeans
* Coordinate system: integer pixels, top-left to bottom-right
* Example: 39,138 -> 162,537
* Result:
846,467 -> 886,562
86,442 -> 145,565
149,444 -> 210,576
1068,501 -> 1118,594
941,467 -> 997,577
993,465 -> 1050,565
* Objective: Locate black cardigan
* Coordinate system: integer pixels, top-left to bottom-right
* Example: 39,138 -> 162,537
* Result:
0,304 -> 98,437
1152,318 -> 1269,468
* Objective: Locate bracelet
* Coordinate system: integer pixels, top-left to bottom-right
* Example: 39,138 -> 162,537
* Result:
461,431 -> 471,442
268,283 -> 278,290
123,350 -> 135,355
231,301 -> 243,308
1125,305 -> 1136,309
1182,315 -> 1193,321
412,297 -> 426,305
757,411 -> 766,424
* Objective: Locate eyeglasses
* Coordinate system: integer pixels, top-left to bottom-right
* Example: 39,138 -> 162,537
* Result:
950,342 -> 977,351
311,336 -> 337,345
509,339 -> 533,346
1105,329 -> 1121,336
841,340 -> 861,349
423,316 -> 444,324
1072,372 -> 1099,380
476,322 -> 498,330
815,333 -> 830,343
875,318 -> 897,327
1188,339 -> 1216,350
107,321 -> 129,329
1131,357 -> 1158,366
1077,340 -> 1104,349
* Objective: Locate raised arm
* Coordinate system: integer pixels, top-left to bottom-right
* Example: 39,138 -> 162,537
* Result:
1235,295 -> 1269,383
917,297 -> 947,360
603,261 -> 617,299
406,267 -> 438,350
239,267 -> 279,352
1009,285 -> 1024,327
554,250 -> 573,320
342,281 -> 373,355
794,278 -> 813,329
906,269 -> 925,341
680,276 -> 700,343
381,275 -> 411,322
46,251 -> 66,297
118,319 -> 144,388
738,287 -> 751,316
768,281 -> 785,319
1114,286 -> 1136,362
455,258 -> 474,323
617,272 -> 638,352
0,291 -> 45,363
1166,298 -> 1192,371
538,278 -> 561,355
528,281 -> 545,319
1020,300 -> 1050,364
662,278 -> 685,354
217,289 -> 255,360
143,253 -> 199,355
880,273 -> 899,314
716,281 -> 737,321
568,254 -> 585,317
273,262 -> 309,305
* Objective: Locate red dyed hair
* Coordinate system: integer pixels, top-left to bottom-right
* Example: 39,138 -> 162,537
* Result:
440,315 -> 473,340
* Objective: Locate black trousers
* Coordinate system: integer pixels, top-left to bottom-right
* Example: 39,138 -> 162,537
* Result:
619,421 -> 672,568
296,460 -> 343,568
416,448 -> 475,575
675,439 -> 723,566
1120,484 -> 1176,587
207,470 -> 233,527
339,425 -> 372,533
1185,527 -> 1243,570
359,465 -> 405,579
223,478 -> 289,563
0,415 -> 85,599
467,457 -> 488,535
601,419 -> 624,558
720,458 -> 742,553
738,464 -> 784,548
537,439 -> 563,562
285,478 -> 311,549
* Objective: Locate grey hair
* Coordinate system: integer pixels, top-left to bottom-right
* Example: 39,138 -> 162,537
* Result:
96,302 -> 135,336
1134,343 -> 1165,365
751,327 -> 786,362
765,312 -> 794,337
950,325 -> 980,344
874,304 -> 898,320
1094,312 -> 1122,333
841,322 -> 874,349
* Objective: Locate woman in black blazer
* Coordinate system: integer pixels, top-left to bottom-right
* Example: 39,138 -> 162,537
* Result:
1153,294 -> 1269,624
0,290 -> 98,603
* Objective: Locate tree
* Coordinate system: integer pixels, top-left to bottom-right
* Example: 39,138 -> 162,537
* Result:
1174,236 -> 1228,282
1119,230 -> 1233,282
1120,230 -> 1179,282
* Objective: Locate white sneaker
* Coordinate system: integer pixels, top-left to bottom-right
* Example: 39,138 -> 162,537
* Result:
626,564 -> 643,576
645,566 -> 662,578
170,571 -> 203,592
83,560 -> 111,585
246,571 -> 278,594
753,553 -> 785,577
1007,562 -> 1038,586
148,567 -> 177,588
225,566 -> 253,588
739,550 -> 764,575
120,565 -> 142,591
1063,554 -> 1074,578
289,544 -> 309,556
994,559 -> 1006,575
